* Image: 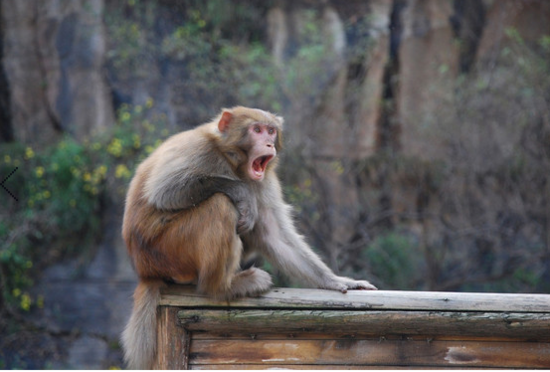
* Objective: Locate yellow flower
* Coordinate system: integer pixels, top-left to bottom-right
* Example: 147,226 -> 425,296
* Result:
115,164 -> 131,179
35,166 -> 45,178
20,293 -> 31,311
331,161 -> 345,175
25,147 -> 34,159
71,167 -> 81,178
121,112 -> 131,122
132,134 -> 141,149
108,138 -> 123,157
97,165 -> 108,176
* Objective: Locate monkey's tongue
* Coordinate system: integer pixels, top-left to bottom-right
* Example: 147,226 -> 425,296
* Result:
252,155 -> 273,178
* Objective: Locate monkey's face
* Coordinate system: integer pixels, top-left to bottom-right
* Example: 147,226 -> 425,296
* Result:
246,123 -> 277,181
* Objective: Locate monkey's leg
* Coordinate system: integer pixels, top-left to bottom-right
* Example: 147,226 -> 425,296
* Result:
228,266 -> 273,298
194,194 -> 271,300
196,224 -> 272,299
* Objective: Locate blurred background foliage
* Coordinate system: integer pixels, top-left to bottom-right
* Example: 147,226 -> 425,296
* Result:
0,103 -> 169,314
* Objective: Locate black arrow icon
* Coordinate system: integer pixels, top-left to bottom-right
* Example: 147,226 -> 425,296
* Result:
1,167 -> 18,201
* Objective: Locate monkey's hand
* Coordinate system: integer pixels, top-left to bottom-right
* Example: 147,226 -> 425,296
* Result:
324,276 -> 378,293
235,191 -> 258,235
192,177 -> 258,235
236,207 -> 255,235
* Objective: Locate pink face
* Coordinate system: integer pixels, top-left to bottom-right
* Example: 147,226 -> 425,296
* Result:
247,123 -> 277,181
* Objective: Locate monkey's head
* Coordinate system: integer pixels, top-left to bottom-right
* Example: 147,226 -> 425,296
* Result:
217,107 -> 283,182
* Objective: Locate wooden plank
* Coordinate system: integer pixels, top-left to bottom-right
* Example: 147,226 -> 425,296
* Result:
154,307 -> 190,369
160,285 -> 550,313
190,332 -> 538,342
190,364 -> 487,370
188,339 -> 550,368
178,309 -> 550,340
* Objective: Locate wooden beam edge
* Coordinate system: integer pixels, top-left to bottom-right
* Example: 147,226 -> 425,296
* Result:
159,285 -> 550,313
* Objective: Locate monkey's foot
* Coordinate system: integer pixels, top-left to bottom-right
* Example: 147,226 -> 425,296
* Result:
229,267 -> 273,298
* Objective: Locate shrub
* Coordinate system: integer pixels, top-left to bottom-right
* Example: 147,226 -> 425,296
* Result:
0,102 -> 169,313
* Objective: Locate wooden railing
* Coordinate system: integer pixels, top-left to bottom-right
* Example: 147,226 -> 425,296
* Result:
155,285 -> 550,369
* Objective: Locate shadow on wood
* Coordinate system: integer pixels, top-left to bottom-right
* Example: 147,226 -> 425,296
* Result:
155,285 -> 550,369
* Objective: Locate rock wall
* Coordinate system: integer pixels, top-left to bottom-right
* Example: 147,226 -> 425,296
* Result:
1,0 -> 113,145
396,0 -> 460,159
0,1 -> 12,142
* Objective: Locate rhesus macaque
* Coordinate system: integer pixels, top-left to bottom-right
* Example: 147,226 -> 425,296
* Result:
121,106 -> 376,369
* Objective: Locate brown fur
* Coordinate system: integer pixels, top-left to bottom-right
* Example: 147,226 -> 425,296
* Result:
121,107 -> 376,369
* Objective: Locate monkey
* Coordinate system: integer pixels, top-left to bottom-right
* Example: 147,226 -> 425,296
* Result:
121,106 -> 377,369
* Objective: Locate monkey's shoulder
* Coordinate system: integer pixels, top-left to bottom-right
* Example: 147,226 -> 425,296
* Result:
142,125 -> 218,169
138,123 -> 236,201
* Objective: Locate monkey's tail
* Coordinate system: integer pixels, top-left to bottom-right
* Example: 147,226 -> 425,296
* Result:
122,279 -> 166,370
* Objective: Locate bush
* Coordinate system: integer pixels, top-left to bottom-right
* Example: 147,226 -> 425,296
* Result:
0,102 -> 169,313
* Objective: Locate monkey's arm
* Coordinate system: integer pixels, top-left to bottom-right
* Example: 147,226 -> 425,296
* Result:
247,180 -> 377,292
153,176 -> 257,235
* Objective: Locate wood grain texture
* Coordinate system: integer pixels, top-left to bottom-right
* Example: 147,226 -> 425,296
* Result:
156,285 -> 550,369
190,365 -> 486,370
188,338 -> 550,368
155,307 -> 189,369
160,285 -> 550,313
177,309 -> 550,340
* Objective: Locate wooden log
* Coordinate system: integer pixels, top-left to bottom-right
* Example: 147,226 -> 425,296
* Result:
177,309 -> 550,340
161,285 -> 550,313
190,332 -> 542,342
155,307 -> 190,369
190,365 -> 485,370
188,338 -> 550,368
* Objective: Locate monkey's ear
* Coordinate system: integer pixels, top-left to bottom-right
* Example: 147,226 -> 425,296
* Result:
218,111 -> 233,132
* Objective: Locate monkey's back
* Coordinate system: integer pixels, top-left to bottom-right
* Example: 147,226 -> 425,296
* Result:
122,123 -> 239,283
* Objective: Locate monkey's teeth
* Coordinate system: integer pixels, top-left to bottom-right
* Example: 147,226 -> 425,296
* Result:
251,155 -> 273,179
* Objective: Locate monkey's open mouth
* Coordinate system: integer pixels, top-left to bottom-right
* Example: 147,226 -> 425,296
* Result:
251,155 -> 274,179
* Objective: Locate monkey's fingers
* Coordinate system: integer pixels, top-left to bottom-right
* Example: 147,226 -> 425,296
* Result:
348,280 -> 378,291
236,211 -> 256,235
